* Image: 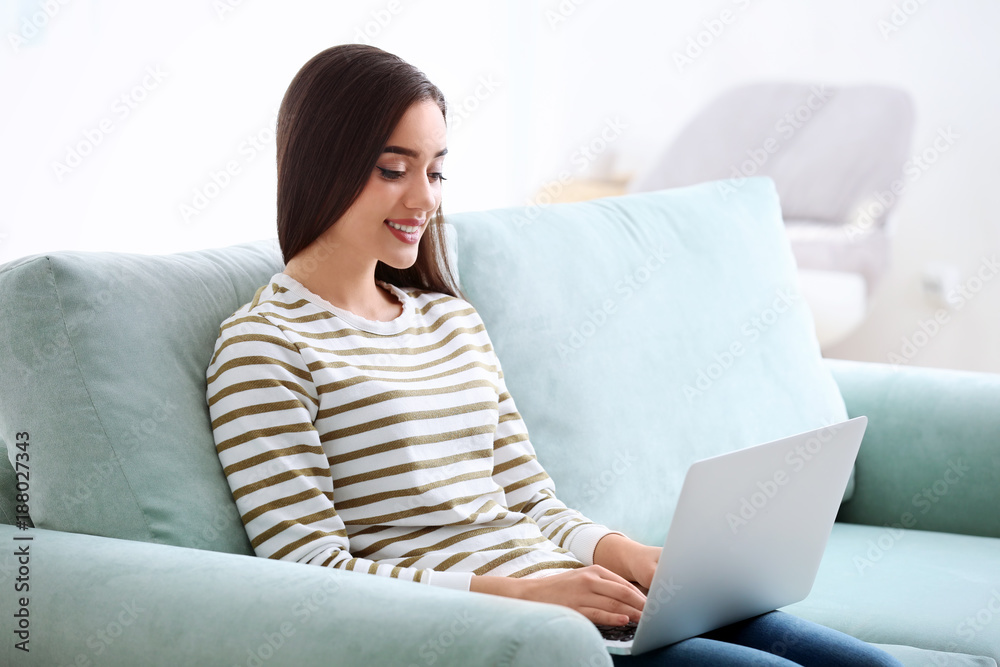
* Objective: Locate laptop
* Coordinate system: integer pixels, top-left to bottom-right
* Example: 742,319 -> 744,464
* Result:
601,415 -> 868,656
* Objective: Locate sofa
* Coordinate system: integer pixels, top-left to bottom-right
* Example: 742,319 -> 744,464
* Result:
1,177 -> 997,666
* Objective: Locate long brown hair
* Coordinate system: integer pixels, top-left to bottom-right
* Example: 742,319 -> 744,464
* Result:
276,44 -> 465,299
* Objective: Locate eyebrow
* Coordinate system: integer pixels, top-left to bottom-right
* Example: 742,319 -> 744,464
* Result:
383,145 -> 448,159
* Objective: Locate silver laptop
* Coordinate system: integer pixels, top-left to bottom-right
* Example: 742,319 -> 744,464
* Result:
604,416 -> 868,656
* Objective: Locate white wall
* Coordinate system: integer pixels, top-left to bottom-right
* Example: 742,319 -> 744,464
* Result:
2,0 -> 997,373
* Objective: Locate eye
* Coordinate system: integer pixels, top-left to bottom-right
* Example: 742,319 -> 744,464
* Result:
377,166 -> 404,181
429,172 -> 447,182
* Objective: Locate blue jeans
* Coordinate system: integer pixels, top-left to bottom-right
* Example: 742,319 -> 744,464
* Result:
611,611 -> 903,666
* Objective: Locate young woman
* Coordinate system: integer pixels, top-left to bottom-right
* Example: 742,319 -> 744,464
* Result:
206,44 -> 902,667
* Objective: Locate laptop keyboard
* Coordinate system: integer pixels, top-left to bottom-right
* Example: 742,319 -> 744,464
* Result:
596,621 -> 638,642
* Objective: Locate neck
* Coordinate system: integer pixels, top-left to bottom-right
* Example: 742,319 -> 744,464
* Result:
283,254 -> 398,321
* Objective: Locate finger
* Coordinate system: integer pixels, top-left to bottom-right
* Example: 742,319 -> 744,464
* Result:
590,576 -> 646,609
591,565 -> 647,596
583,581 -> 644,622
579,606 -> 631,628
589,568 -> 647,608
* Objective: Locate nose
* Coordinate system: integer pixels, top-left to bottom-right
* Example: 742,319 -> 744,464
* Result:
403,174 -> 440,215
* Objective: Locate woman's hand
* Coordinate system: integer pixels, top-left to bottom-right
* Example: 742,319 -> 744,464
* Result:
593,533 -> 662,592
519,565 -> 646,626
468,533 -> 659,626
470,565 -> 645,626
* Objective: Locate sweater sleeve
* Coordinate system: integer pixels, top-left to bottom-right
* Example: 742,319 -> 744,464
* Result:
485,345 -> 626,567
205,314 -> 471,591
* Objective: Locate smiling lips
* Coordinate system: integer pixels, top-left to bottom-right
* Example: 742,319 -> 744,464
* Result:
384,218 -> 424,244
385,218 -> 423,232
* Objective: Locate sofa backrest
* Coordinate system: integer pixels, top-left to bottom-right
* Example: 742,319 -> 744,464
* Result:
0,177 -> 847,553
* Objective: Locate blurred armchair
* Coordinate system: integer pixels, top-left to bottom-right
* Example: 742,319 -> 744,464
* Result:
629,82 -> 916,349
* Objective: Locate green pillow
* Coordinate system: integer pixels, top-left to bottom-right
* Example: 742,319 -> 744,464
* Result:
445,177 -> 849,547
0,241 -> 283,552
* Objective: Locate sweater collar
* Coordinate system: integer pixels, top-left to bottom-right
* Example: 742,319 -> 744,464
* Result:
270,272 -> 415,335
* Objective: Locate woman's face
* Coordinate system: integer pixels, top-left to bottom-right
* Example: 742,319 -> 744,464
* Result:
330,99 -> 448,271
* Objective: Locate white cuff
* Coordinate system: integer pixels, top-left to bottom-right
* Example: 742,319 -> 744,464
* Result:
426,569 -> 474,591
567,525 -> 627,566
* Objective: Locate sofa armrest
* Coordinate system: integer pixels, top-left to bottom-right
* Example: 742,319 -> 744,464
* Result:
825,358 -> 1000,539
0,525 -> 610,667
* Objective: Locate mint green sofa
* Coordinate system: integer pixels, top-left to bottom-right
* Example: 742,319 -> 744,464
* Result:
1,178 -> 997,666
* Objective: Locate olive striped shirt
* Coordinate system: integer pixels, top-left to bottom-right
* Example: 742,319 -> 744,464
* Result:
205,271 -> 621,591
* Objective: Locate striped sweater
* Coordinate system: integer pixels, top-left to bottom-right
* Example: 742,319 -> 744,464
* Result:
205,271 -> 621,591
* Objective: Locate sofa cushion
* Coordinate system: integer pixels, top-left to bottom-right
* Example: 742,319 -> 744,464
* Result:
784,522 -> 1000,665
871,643 -> 996,667
0,523 -> 610,667
0,240 -> 283,552
445,177 -> 849,548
